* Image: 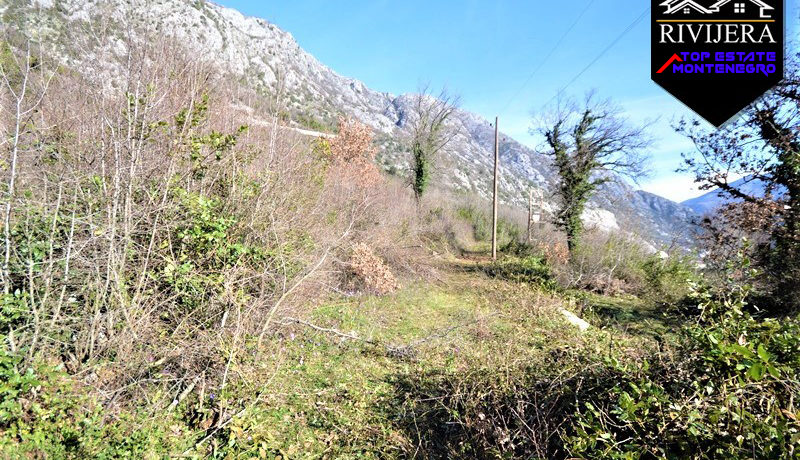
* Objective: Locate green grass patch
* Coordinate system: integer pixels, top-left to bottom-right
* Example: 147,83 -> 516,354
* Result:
0,265 -> 681,458
482,255 -> 555,287
577,291 -> 682,342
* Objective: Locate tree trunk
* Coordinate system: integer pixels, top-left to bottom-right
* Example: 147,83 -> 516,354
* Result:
566,228 -> 578,254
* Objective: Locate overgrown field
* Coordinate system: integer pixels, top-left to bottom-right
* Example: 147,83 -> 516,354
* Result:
0,255 -> 667,458
2,11 -> 800,459
5,249 -> 800,458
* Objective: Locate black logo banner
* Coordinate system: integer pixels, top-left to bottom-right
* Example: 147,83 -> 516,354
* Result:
651,0 -> 784,127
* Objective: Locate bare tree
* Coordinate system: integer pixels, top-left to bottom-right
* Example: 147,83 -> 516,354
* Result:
0,39 -> 53,294
406,85 -> 461,201
678,51 -> 800,312
536,94 -> 651,254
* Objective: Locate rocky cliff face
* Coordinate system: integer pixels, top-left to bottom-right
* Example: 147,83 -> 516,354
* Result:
4,0 -> 698,247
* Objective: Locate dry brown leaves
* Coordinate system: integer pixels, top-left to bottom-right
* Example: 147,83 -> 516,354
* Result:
537,241 -> 570,266
328,116 -> 382,188
349,243 -> 399,295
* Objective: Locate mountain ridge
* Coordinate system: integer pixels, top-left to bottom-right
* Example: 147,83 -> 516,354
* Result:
682,176 -> 786,215
5,0 -> 698,247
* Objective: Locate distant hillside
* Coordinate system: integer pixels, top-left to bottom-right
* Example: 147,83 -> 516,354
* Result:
682,177 -> 785,215
3,0 -> 698,247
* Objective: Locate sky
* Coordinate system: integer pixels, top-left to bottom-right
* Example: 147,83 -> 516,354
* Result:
216,0 -> 799,203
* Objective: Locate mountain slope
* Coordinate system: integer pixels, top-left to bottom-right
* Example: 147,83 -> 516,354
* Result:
4,0 -> 698,247
682,177 -> 785,215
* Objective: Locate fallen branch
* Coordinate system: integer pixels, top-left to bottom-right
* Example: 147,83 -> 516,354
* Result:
279,317 -> 375,344
168,375 -> 200,411
386,313 -> 500,358
279,313 -> 501,359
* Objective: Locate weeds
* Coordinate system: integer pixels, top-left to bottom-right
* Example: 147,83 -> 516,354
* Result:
483,255 -> 555,288
2,4 -> 798,459
565,258 -> 800,459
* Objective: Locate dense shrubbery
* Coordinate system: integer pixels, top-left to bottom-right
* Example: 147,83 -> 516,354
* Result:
639,253 -> 699,307
0,345 -> 173,458
0,32 -> 420,456
389,345 -> 629,458
456,204 -> 523,251
483,255 -> 555,288
568,261 -> 800,458
392,257 -> 800,459
551,232 -> 647,295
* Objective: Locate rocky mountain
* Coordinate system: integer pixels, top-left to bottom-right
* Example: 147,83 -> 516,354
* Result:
682,177 -> 785,216
3,0 -> 698,247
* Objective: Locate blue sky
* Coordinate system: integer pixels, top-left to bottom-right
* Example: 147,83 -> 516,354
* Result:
217,0 -> 798,202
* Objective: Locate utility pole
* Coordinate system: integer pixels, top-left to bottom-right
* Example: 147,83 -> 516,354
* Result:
492,116 -> 499,261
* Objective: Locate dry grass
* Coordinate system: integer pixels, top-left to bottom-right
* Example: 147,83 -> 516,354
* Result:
0,13 -> 674,459
0,32 -> 429,420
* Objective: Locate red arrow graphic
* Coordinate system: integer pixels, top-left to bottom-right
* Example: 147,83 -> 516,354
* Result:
657,53 -> 684,74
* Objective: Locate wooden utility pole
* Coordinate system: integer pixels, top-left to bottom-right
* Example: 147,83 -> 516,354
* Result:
492,116 -> 499,261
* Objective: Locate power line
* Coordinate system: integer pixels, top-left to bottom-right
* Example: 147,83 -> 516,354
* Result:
543,6 -> 651,108
500,0 -> 596,113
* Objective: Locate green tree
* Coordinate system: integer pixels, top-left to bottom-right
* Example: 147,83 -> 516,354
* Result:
538,95 -> 651,254
406,86 -> 460,201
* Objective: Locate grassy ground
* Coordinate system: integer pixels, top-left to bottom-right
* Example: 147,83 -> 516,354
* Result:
205,257 -> 669,458
579,291 -> 682,341
3,253 -> 670,458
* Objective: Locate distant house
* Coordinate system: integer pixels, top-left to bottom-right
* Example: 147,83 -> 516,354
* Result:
709,0 -> 774,18
660,0 -> 714,14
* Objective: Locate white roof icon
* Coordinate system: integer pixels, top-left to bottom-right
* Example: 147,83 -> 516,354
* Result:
660,0 -> 774,18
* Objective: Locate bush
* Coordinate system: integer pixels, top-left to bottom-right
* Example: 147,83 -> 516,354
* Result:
348,243 -> 399,295
557,233 -> 649,295
456,204 -> 523,251
456,205 -> 490,242
0,347 -> 175,458
565,261 -> 800,459
387,350 -> 618,459
483,255 -> 554,288
640,254 -> 699,307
